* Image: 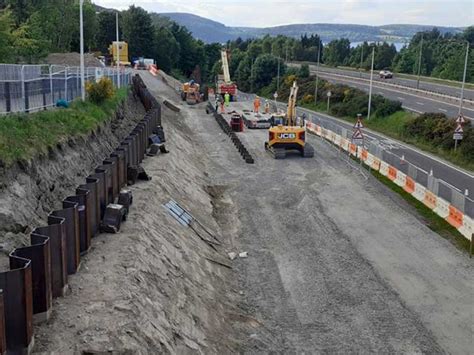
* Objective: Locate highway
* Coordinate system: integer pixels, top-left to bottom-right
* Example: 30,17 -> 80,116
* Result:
289,63 -> 474,120
299,64 -> 474,101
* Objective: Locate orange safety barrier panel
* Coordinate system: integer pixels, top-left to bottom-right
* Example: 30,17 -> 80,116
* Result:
446,206 -> 463,229
372,158 -> 381,171
361,149 -> 368,161
404,176 -> 415,194
423,191 -> 437,210
349,144 -> 357,155
388,166 -> 397,181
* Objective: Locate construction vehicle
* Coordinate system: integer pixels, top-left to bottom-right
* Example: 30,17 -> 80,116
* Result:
264,81 -> 314,159
181,81 -> 201,105
108,41 -> 131,66
216,50 -> 237,101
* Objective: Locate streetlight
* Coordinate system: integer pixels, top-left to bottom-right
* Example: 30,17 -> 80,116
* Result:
314,43 -> 321,105
359,44 -> 364,78
459,41 -> 470,115
116,11 -> 120,88
367,46 -> 375,120
416,35 -> 423,89
277,56 -> 280,93
79,0 -> 85,101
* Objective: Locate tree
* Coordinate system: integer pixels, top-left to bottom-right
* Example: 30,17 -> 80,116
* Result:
324,38 -> 350,66
122,5 -> 155,59
96,11 -> 120,53
153,25 -> 179,72
0,8 -> 14,62
251,54 -> 286,91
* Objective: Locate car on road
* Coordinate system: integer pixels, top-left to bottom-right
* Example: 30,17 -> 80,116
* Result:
379,69 -> 393,79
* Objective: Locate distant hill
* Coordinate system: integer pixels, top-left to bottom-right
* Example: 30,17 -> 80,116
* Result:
155,13 -> 464,44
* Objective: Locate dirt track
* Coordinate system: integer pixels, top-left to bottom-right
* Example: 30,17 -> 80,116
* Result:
140,72 -> 471,353
34,71 -> 472,354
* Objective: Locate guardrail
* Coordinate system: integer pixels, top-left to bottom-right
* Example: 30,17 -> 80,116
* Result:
0,74 -> 162,353
305,121 -> 473,242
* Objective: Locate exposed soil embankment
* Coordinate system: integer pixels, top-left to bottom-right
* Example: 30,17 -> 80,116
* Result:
30,74 -> 239,353
0,93 -> 145,255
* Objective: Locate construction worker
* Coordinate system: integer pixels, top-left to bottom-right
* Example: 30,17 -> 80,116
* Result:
220,98 -> 225,113
215,96 -> 220,112
224,92 -> 230,106
253,96 -> 261,113
264,100 -> 270,114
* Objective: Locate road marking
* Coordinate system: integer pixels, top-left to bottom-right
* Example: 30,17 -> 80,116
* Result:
438,108 -> 448,112
416,102 -> 425,106
403,106 -> 424,114
397,97 -> 405,101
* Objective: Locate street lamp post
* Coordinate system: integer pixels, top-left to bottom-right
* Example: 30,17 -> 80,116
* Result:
416,36 -> 423,89
116,12 -> 120,88
459,41 -> 469,115
367,47 -> 375,120
359,44 -> 364,78
79,0 -> 85,101
314,44 -> 321,105
277,56 -> 280,93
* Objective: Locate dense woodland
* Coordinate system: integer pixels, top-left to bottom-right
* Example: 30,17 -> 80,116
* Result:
0,1 -> 472,84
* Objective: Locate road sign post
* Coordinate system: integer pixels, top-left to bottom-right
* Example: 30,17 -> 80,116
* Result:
326,91 -> 331,112
453,114 -> 465,151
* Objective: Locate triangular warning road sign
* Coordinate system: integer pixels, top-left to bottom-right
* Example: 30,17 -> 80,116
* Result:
354,119 -> 364,129
352,128 -> 364,139
454,124 -> 463,133
456,114 -> 465,124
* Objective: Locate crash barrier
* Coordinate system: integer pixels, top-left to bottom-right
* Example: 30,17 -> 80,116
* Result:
305,121 -> 473,242
0,74 -> 162,354
207,102 -> 255,164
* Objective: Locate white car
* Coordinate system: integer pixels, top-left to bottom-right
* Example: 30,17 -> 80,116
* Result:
379,70 -> 393,79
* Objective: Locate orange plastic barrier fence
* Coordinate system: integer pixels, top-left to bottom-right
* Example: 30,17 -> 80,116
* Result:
424,191 -> 437,210
388,166 -> 397,181
446,206 -> 464,229
404,176 -> 415,194
361,150 -> 368,161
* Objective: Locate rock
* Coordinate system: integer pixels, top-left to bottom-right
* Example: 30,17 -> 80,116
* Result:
228,252 -> 237,260
239,252 -> 248,258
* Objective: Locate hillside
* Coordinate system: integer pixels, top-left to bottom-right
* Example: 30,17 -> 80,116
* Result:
155,12 -> 464,43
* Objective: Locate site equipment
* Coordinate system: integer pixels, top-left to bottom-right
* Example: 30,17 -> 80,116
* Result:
216,50 -> 238,101
108,41 -> 131,66
134,57 -> 155,70
230,113 -> 244,132
181,81 -> 201,105
264,81 -> 314,159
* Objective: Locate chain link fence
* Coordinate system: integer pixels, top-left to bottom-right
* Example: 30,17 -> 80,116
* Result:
0,64 -> 132,114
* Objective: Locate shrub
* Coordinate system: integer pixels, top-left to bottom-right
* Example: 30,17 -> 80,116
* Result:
374,99 -> 402,118
302,94 -> 314,104
86,77 -> 115,104
298,64 -> 310,78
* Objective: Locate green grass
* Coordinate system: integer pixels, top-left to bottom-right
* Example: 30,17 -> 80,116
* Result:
299,101 -> 474,171
0,87 -> 128,167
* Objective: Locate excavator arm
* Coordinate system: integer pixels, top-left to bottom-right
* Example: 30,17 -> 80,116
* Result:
286,81 -> 298,126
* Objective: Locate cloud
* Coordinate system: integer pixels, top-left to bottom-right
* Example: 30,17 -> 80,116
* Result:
94,0 -> 473,27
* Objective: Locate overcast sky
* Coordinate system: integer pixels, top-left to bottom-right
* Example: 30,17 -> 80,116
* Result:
94,0 -> 473,27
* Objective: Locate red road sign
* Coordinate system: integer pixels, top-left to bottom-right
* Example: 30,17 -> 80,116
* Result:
352,128 -> 364,139
456,114 -> 466,124
455,124 -> 463,133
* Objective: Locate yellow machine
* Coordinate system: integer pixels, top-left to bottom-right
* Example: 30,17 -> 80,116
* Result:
108,41 -> 131,66
264,81 -> 314,159
181,81 -> 201,105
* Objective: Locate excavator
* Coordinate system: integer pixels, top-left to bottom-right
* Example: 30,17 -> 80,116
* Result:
181,81 -> 201,105
264,81 -> 314,159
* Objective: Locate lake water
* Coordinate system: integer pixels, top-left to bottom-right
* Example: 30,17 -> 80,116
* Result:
350,41 -> 407,51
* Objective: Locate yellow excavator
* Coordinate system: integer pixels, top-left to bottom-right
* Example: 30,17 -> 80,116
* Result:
264,81 -> 314,159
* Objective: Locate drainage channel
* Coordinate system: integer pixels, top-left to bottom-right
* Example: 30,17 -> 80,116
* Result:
0,74 -> 164,355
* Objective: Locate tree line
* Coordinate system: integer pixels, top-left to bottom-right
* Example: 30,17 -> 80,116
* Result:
0,1 -> 220,82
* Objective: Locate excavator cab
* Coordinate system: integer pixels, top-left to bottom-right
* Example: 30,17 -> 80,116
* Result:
264,81 -> 314,159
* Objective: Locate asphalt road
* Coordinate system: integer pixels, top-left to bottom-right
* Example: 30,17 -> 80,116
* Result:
299,63 -> 474,102
313,70 -> 474,120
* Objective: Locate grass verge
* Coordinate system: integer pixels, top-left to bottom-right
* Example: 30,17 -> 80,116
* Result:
0,87 -> 129,167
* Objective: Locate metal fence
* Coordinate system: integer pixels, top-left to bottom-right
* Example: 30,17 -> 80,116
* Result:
305,111 -> 473,219
0,64 -> 132,114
